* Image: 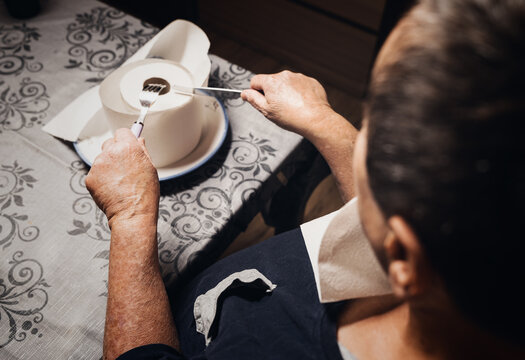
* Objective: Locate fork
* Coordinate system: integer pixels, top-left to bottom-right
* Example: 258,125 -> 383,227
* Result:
130,83 -> 166,138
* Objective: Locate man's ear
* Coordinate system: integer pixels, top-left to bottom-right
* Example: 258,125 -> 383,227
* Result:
385,216 -> 432,299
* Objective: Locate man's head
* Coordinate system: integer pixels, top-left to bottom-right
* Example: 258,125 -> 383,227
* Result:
355,0 -> 525,345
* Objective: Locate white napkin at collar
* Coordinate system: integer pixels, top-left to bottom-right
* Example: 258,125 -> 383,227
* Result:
301,197 -> 392,303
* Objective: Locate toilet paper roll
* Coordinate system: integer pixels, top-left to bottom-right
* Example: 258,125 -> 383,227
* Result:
120,61 -> 194,111
43,20 -> 211,144
100,58 -> 203,168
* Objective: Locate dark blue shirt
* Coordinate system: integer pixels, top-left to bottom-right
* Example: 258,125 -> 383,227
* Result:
117,228 -> 346,360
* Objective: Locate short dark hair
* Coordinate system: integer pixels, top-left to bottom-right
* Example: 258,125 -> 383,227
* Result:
366,0 -> 525,345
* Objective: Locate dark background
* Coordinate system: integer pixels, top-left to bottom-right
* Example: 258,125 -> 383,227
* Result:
3,0 -> 414,99
98,0 -> 414,97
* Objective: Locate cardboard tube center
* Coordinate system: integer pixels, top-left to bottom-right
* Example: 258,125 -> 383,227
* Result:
143,77 -> 170,95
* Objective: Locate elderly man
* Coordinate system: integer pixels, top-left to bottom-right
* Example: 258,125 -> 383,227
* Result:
86,0 -> 525,359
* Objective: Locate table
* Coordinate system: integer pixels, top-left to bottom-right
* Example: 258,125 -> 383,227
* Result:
0,0 -> 319,358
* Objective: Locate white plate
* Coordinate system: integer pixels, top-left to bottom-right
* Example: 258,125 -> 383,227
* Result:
73,94 -> 229,181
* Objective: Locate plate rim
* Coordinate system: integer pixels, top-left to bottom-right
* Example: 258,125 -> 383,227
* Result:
73,92 -> 229,182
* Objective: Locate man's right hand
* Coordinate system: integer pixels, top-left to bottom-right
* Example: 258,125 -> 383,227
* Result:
242,70 -> 358,202
85,128 -> 159,228
241,70 -> 335,141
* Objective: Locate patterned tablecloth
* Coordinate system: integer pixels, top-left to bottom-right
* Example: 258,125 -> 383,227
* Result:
0,1 -> 314,358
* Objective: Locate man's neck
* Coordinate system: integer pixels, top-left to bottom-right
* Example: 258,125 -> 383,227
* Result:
407,302 -> 525,360
337,298 -> 524,360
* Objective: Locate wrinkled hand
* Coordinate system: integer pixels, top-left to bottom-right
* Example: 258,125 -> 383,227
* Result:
241,70 -> 332,139
85,128 -> 159,226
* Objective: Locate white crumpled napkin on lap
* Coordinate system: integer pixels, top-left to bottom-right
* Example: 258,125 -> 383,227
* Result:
301,197 -> 392,303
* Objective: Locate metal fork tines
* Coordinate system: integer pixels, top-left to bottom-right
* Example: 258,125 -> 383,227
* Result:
131,83 -> 166,138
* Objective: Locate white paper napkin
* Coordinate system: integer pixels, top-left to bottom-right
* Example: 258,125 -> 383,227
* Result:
42,20 -> 211,142
301,198 -> 392,303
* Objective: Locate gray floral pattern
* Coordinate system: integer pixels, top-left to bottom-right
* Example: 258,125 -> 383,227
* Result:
0,23 -> 43,76
158,133 -> 277,280
0,251 -> 50,348
65,7 -> 158,82
0,1 -> 306,357
0,161 -> 39,250
0,78 -> 49,132
67,160 -> 112,271
68,132 -> 278,283
208,63 -> 252,108
67,160 -> 109,243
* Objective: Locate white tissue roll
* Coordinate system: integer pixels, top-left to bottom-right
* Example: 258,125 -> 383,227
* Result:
142,99 -> 202,168
119,61 -> 193,111
99,58 -> 204,167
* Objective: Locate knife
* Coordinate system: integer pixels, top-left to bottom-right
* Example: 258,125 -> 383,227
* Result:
171,84 -> 243,96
